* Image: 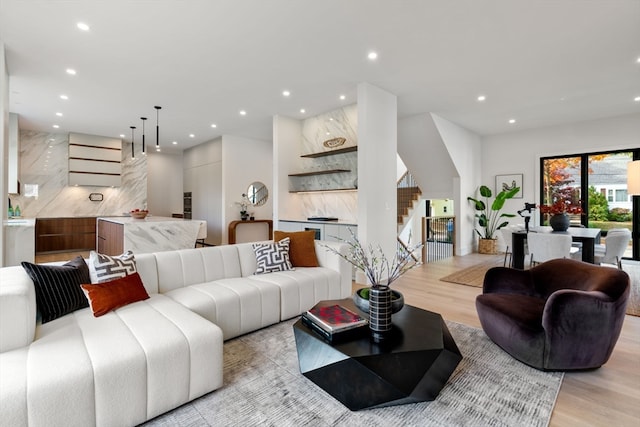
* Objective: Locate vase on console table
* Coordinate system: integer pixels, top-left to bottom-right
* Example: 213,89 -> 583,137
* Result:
549,213 -> 570,231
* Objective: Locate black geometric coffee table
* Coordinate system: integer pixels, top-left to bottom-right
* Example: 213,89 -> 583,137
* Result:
293,298 -> 462,411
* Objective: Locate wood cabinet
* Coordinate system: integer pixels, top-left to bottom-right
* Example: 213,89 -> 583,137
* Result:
35,217 -> 97,254
97,219 -> 124,255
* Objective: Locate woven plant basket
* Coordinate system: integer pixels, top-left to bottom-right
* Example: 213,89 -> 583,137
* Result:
478,238 -> 498,255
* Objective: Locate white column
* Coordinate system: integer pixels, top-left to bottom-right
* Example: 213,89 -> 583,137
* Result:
1,43 -> 9,266
356,83 -> 398,283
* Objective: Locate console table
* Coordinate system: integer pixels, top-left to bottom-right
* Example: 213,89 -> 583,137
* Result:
228,219 -> 273,244
293,298 -> 462,410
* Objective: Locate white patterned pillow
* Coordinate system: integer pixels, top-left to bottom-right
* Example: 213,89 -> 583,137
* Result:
252,238 -> 294,274
89,250 -> 137,283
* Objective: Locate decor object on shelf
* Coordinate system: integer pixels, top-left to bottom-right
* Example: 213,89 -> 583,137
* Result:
538,199 -> 582,231
495,174 -> 523,198
476,258 -> 630,370
467,184 -> 520,254
322,229 -> 423,341
323,137 -> 346,148
628,160 -> 640,195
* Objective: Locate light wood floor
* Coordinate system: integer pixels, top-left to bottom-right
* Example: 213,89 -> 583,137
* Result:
382,253 -> 640,427
38,251 -> 640,425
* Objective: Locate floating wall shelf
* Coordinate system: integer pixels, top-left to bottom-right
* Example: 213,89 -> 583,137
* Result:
288,169 -> 350,177
300,146 -> 357,158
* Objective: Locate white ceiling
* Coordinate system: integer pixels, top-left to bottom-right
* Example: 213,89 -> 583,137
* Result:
2,0 -> 639,153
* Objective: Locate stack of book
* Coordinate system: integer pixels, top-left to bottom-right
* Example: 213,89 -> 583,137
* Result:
301,304 -> 368,342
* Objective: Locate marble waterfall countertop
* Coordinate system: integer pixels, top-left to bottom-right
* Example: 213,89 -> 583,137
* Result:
98,216 -> 207,254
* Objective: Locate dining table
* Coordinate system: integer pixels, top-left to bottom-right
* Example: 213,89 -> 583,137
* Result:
511,226 -> 602,269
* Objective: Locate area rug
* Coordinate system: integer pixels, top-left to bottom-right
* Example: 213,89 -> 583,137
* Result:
439,255 -> 506,288
621,261 -> 640,317
143,318 -> 563,427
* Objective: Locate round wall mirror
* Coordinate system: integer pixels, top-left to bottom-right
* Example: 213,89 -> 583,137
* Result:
247,181 -> 268,206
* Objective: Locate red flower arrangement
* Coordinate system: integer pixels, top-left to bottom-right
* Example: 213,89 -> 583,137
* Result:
538,200 -> 582,215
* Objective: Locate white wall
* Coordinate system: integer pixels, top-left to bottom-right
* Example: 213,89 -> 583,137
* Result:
273,115 -> 303,224
357,82 -> 397,279
431,114 -> 482,256
482,112 -> 640,233
1,43 -> 8,266
147,152 -> 183,217
183,138 -> 223,244
222,134 -> 272,243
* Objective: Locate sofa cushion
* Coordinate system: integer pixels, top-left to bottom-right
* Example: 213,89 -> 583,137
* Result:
21,256 -> 91,323
89,250 -> 136,283
274,230 -> 319,267
81,272 -> 150,317
252,238 -> 293,274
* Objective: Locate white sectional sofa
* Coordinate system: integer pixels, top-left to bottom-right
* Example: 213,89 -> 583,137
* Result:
0,240 -> 350,427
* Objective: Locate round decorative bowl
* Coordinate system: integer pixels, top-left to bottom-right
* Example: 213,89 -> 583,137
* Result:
130,211 -> 148,219
353,287 -> 404,314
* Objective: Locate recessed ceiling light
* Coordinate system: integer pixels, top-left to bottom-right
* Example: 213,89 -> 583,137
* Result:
60,94 -> 69,100
368,51 -> 378,60
300,108 -> 306,114
634,96 -> 640,102
282,90 -> 290,97
339,95 -> 346,100
66,68 -> 77,75
508,119 -> 516,124
326,132 -> 330,135
76,22 -> 90,31
55,112 -> 63,117
156,147 -> 161,152
119,134 -> 125,138
239,110 -> 247,116
52,124 -> 59,129
477,95 -> 486,102
189,134 -> 195,138
211,123 -> 217,128
172,141 -> 178,145
636,57 -> 640,64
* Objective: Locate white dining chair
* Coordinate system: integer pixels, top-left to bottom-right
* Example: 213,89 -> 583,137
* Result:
527,233 -> 577,267
594,228 -> 631,269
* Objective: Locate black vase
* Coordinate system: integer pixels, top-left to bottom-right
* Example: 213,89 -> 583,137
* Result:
369,285 -> 392,342
549,213 -> 570,231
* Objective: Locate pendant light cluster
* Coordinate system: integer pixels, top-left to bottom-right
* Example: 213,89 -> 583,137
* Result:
127,106 -> 161,158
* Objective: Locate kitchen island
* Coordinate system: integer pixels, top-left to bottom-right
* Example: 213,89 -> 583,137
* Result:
97,216 -> 207,255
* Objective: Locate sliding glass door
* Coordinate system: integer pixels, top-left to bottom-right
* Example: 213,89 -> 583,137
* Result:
541,149 -> 639,261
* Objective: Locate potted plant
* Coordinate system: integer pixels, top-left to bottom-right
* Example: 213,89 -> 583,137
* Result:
323,230 -> 424,341
538,199 -> 582,231
467,185 -> 520,254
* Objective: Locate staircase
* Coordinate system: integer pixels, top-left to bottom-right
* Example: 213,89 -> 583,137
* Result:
397,171 -> 422,226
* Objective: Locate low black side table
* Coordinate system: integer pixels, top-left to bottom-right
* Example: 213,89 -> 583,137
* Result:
293,298 -> 462,411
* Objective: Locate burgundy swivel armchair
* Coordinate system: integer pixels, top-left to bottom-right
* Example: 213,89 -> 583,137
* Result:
476,258 -> 630,371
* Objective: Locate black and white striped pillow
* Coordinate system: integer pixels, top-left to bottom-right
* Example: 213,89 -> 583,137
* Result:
21,256 -> 91,324
89,250 -> 137,283
252,237 -> 294,274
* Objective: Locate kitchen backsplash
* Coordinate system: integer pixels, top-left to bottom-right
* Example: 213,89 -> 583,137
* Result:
10,130 -> 147,218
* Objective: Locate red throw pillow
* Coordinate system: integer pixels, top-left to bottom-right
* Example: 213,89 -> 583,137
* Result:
274,230 -> 319,267
81,272 -> 150,317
